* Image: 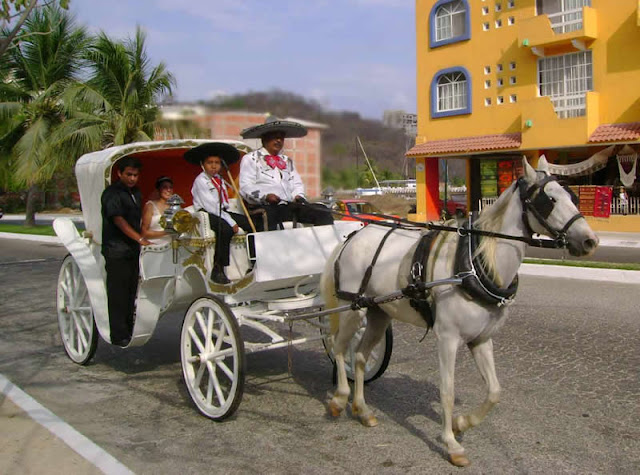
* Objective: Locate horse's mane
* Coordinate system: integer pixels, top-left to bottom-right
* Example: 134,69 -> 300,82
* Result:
472,181 -> 518,286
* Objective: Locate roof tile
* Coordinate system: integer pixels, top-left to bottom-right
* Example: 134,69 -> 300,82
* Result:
589,122 -> 640,143
407,133 -> 522,156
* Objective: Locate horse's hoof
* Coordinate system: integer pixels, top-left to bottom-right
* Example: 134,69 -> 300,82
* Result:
360,414 -> 378,427
449,453 -> 471,467
328,400 -> 344,418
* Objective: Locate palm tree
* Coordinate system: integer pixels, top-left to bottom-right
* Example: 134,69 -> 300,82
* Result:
58,27 -> 175,154
0,5 -> 87,225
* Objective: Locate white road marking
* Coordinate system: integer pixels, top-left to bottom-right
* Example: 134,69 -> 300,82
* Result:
0,373 -> 134,475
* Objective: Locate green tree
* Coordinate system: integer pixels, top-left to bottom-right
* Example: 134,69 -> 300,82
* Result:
0,5 -> 86,225
0,0 -> 70,59
58,27 -> 175,154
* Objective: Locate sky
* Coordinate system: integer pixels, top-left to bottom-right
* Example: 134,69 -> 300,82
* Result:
69,0 -> 417,121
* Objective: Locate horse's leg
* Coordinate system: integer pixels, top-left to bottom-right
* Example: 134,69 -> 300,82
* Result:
351,307 -> 390,427
452,338 -> 501,434
438,335 -> 470,467
328,309 -> 364,418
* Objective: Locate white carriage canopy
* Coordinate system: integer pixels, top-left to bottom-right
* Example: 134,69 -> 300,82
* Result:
75,139 -> 252,240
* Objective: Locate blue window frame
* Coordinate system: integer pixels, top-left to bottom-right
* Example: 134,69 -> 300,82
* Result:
429,0 -> 471,48
431,67 -> 472,118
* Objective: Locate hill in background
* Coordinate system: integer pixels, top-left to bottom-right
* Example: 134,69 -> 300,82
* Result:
204,89 -> 411,177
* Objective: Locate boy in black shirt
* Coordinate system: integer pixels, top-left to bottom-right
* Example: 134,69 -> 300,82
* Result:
101,156 -> 151,347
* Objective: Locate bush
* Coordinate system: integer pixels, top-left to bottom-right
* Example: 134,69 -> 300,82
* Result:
0,191 -> 26,213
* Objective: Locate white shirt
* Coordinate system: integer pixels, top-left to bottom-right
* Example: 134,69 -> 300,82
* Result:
191,171 -> 237,227
239,147 -> 306,205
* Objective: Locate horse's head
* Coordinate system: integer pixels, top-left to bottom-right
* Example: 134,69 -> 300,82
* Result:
519,156 -> 599,257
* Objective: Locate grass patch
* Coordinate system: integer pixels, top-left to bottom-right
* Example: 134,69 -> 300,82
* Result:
524,258 -> 640,271
0,223 -> 56,236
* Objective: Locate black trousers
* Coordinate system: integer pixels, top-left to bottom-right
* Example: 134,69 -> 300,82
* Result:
207,212 -> 254,267
105,255 -> 139,343
261,202 -> 334,231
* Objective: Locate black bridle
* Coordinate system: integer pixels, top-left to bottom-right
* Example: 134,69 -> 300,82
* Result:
516,175 -> 584,248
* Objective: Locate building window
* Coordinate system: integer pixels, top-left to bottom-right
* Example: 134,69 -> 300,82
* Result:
497,96 -> 504,104
484,80 -> 491,89
431,67 -> 472,118
485,98 -> 492,106
510,94 -> 517,103
508,16 -> 515,25
510,61 -> 517,70
483,22 -> 490,31
497,63 -> 504,72
497,78 -> 504,87
510,76 -> 517,85
508,0 -> 515,7
482,6 -> 489,15
536,0 -> 591,34
484,65 -> 491,74
538,50 -> 593,118
495,19 -> 503,28
430,0 -> 471,48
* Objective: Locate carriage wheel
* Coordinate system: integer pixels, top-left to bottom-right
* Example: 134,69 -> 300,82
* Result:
320,316 -> 393,384
56,255 -> 98,365
181,296 -> 245,421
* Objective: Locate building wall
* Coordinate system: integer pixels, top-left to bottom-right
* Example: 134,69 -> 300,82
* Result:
191,111 -> 323,198
415,0 -> 640,149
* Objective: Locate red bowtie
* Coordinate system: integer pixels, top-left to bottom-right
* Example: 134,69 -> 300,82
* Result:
211,175 -> 228,204
265,155 -> 286,170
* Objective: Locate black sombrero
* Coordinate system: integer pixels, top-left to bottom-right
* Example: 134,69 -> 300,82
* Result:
240,115 -> 308,139
183,142 -> 241,166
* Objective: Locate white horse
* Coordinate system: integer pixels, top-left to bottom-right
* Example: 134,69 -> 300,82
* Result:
321,157 -> 598,467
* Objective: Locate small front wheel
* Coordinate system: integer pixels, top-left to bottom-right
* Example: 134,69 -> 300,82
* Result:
181,296 -> 245,420
56,255 -> 98,365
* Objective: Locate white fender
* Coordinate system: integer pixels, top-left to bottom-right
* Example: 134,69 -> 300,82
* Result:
53,218 -> 111,343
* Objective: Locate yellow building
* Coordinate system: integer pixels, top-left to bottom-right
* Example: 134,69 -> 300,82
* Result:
409,0 -> 640,231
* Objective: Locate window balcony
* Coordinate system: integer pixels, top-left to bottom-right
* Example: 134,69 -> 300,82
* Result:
520,91 -> 600,149
519,6 -> 597,56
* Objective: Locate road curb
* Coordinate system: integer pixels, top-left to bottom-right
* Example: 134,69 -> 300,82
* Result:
520,263 -> 640,284
0,232 -> 62,244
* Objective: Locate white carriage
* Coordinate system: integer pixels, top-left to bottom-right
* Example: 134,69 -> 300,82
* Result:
54,139 -> 393,420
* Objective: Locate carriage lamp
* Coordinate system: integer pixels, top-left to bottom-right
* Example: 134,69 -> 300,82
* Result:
160,194 -> 186,233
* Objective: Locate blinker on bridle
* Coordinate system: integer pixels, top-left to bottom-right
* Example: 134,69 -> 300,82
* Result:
517,175 -> 584,247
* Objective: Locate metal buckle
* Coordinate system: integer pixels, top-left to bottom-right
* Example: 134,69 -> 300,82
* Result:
411,262 -> 423,281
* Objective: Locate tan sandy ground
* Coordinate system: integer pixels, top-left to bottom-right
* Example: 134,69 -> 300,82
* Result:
0,396 -> 101,475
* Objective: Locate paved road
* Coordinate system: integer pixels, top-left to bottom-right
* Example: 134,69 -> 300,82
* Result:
1,239 -> 638,473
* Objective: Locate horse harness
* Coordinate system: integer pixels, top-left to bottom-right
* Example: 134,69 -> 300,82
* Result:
332,175 -> 586,329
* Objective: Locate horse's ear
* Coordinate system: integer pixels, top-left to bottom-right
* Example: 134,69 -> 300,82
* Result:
523,156 -> 537,182
537,154 -> 550,174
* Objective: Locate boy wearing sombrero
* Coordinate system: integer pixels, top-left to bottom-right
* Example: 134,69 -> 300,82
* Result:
239,116 -> 333,230
185,143 -> 254,284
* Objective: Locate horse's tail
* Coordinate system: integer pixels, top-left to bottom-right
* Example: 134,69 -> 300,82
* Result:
321,243 -> 343,335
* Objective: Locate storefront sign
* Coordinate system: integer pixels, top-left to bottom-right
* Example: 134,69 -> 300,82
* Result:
578,185 -> 612,218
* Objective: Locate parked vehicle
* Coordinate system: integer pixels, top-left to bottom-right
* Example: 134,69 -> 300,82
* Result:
440,194 -> 468,218
319,199 -> 400,224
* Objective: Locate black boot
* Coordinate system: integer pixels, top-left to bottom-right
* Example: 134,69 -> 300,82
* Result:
211,264 -> 230,285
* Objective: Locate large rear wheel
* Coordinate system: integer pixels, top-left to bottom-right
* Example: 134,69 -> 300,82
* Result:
181,296 -> 245,420
321,316 -> 393,383
56,255 -> 98,365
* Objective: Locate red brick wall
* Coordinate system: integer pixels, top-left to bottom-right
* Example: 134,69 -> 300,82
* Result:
196,112 -> 323,198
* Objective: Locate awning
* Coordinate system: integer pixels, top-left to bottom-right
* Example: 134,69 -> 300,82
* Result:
589,122 -> 640,142
547,145 -> 616,176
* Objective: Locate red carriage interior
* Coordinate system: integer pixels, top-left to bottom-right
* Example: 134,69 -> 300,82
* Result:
108,148 -> 244,206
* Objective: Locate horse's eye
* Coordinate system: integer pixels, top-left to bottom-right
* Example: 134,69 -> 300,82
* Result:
549,196 -> 556,203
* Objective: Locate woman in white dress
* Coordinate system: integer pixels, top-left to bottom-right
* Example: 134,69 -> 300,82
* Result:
141,176 -> 173,245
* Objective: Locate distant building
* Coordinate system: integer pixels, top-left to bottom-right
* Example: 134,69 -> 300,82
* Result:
157,106 -> 327,198
382,110 -> 407,129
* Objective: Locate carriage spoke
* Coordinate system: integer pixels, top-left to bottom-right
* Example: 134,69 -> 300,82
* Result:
194,361 -> 206,388
195,310 -> 208,339
73,313 -> 89,349
206,367 -> 214,405
206,309 -> 214,352
207,360 -> 226,406
213,323 -> 227,353
188,327 -> 206,354
217,360 -> 234,380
